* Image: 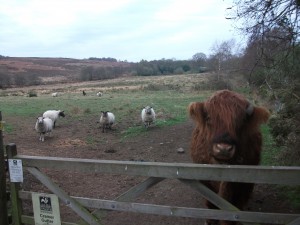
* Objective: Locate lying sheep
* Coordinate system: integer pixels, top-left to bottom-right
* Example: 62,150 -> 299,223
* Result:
35,117 -> 54,142
99,111 -> 115,133
51,92 -> 58,97
141,106 -> 155,128
43,110 -> 65,128
96,91 -> 103,97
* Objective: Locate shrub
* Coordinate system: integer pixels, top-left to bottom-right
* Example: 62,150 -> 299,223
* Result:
28,90 -> 37,97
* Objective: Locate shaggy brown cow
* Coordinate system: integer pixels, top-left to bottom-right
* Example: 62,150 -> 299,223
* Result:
188,90 -> 270,225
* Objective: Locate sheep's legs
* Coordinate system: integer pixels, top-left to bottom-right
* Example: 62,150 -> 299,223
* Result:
39,133 -> 45,142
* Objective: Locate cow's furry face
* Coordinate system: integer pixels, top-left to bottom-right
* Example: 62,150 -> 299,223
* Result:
189,90 -> 270,163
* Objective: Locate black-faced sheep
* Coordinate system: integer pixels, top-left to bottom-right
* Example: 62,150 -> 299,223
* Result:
99,111 -> 115,133
141,106 -> 155,128
83,90 -> 86,96
42,110 -> 65,128
35,117 -> 54,142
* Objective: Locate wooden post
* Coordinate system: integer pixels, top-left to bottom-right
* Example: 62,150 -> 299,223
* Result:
0,111 -> 9,225
6,143 -> 22,225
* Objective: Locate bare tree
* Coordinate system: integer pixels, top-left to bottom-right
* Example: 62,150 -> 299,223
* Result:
227,0 -> 300,92
209,39 -> 236,79
227,0 -> 299,45
227,0 -> 299,71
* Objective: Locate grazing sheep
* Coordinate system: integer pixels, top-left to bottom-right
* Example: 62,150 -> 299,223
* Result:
35,117 -> 54,142
99,111 -> 115,133
51,92 -> 58,97
96,91 -> 103,97
141,106 -> 155,128
43,110 -> 65,128
83,90 -> 86,96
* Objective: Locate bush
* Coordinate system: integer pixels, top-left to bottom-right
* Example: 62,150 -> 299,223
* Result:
192,75 -> 232,91
28,90 -> 37,97
268,101 -> 300,166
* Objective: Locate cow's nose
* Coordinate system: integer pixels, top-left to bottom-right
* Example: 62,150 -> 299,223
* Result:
216,143 -> 234,152
213,143 -> 236,160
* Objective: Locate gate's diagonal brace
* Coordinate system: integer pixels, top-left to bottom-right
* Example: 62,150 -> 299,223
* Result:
26,167 -> 101,225
116,177 -> 165,202
90,177 -> 165,219
179,179 -> 239,211
179,179 -> 260,225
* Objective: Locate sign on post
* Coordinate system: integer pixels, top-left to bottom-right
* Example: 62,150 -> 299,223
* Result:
8,159 -> 23,182
32,193 -> 61,225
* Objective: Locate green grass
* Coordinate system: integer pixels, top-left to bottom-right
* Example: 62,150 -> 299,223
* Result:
0,89 -> 206,136
260,124 -> 300,210
260,124 -> 281,166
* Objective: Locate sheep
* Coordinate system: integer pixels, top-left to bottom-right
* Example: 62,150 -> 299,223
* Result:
35,117 -> 54,142
42,110 -> 65,128
51,92 -> 58,97
83,90 -> 86,96
96,91 -> 103,97
99,111 -> 115,133
141,106 -> 155,128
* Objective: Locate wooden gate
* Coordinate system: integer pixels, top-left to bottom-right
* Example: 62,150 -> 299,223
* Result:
5,143 -> 300,225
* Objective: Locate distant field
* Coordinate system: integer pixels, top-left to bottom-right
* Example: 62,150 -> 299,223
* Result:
0,74 -> 212,135
0,73 -> 210,95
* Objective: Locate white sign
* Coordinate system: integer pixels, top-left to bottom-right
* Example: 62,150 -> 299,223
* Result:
8,159 -> 23,182
32,193 -> 61,225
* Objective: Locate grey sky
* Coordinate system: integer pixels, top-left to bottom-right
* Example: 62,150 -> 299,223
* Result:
0,0 -> 241,62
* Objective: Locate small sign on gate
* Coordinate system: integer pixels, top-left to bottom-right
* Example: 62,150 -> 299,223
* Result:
8,159 -> 23,182
32,193 -> 61,225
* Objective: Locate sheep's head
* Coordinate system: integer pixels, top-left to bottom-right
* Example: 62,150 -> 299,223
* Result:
58,110 -> 65,117
101,111 -> 109,118
37,117 -> 44,124
144,106 -> 153,115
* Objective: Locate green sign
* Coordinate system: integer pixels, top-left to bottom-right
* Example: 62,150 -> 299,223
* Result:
32,193 -> 61,225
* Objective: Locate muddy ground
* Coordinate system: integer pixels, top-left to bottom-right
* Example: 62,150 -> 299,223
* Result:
3,112 -> 299,225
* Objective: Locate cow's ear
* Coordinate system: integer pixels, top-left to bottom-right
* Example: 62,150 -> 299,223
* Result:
250,106 -> 270,126
188,102 -> 205,124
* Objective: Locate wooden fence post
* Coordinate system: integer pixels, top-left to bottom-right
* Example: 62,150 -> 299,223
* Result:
0,111 -> 9,225
6,143 -> 22,225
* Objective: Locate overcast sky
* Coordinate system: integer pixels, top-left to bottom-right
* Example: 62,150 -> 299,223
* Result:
0,0 -> 242,62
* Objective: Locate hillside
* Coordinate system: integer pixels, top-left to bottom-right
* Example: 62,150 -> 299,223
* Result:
0,57 -> 132,86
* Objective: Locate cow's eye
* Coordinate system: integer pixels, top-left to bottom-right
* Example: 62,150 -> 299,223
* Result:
205,114 -> 211,125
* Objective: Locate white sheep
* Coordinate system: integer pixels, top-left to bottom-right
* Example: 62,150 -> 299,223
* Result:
51,92 -> 58,97
141,106 -> 156,128
35,117 -> 54,142
42,110 -> 65,128
96,91 -> 103,97
99,111 -> 115,133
